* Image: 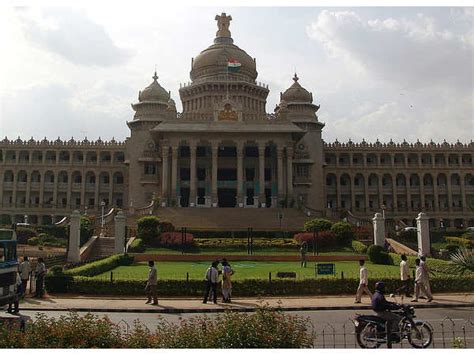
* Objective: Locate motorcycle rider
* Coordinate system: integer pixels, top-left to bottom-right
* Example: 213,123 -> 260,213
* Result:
371,281 -> 403,342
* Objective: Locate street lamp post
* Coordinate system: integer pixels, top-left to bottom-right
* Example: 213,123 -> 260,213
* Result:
100,200 -> 105,236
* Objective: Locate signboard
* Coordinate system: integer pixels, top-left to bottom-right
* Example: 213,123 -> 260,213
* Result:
316,263 -> 336,276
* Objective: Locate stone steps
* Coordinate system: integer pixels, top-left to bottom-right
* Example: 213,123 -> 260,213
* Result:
87,237 -> 116,259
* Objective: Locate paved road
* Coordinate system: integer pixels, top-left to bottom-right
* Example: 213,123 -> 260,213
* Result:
13,307 -> 474,348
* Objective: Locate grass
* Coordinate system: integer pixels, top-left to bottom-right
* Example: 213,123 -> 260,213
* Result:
95,260 -> 405,281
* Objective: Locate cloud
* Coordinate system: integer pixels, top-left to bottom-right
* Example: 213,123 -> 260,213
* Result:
15,8 -> 133,67
307,10 -> 474,90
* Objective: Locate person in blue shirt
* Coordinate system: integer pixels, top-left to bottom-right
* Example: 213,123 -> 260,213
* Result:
371,281 -> 402,341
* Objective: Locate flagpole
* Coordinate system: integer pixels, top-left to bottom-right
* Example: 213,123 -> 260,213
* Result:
226,65 -> 229,100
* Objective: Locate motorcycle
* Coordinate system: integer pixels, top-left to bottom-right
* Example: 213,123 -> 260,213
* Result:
354,300 -> 433,348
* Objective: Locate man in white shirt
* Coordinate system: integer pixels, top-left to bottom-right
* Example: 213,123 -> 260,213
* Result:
203,260 -> 219,304
34,257 -> 47,298
355,259 -> 372,303
399,254 -> 411,297
145,261 -> 158,305
419,256 -> 433,301
18,256 -> 31,296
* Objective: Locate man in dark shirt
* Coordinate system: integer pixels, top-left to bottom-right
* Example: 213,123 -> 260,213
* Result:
372,281 -> 402,341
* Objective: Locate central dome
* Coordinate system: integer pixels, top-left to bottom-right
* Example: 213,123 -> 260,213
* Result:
190,13 -> 257,82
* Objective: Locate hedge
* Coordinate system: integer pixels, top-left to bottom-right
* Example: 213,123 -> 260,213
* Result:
367,245 -> 391,265
388,253 -> 452,272
445,237 -> 473,248
128,238 -> 146,253
195,238 -> 299,249
351,240 -> 368,254
188,230 -> 300,238
293,232 -> 336,249
65,254 -> 134,277
45,274 -> 474,296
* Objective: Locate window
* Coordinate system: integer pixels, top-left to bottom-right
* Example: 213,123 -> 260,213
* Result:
296,166 -> 309,178
144,163 -> 156,175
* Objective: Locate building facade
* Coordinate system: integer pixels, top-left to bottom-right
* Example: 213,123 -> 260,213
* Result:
1,13 -> 473,228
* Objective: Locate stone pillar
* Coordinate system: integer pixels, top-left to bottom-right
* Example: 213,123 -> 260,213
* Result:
286,146 -> 294,201
419,173 -> 425,211
364,174 -> 369,212
94,173 -> 99,211
416,212 -> 431,257
392,177 -> 398,213
161,145 -> 169,206
67,171 -> 72,209
336,173 -> 341,209
189,143 -> 197,207
236,142 -> 244,207
108,172 -> 113,207
277,146 -> 284,200
433,177 -> 439,212
114,211 -> 126,254
211,141 -> 218,207
461,175 -> 467,211
25,172 -> 31,208
67,210 -> 81,262
258,143 -> 266,207
372,212 -> 385,247
406,173 -> 411,212
350,174 -> 355,211
447,175 -> 453,212
171,145 -> 179,205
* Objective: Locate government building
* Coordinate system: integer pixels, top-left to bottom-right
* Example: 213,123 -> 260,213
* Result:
1,13 -> 473,230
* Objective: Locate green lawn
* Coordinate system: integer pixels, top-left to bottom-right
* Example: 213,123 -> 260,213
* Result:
95,261 -> 404,281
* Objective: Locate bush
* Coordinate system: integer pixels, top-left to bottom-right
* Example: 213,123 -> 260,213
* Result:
293,232 -> 336,249
49,265 -> 64,275
462,231 -> 474,240
352,240 -> 368,254
159,221 -> 175,233
26,234 -> 67,248
137,216 -> 160,243
160,232 -> 195,247
445,244 -> 460,254
0,307 -> 314,348
128,238 -> 146,253
195,238 -> 298,249
330,222 -> 354,245
303,218 -> 332,232
27,237 -> 40,246
446,237 -> 473,248
16,227 -> 37,244
36,225 -> 68,240
398,229 -> 418,243
65,254 -> 134,277
367,245 -> 392,265
353,225 -> 372,241
388,253 -> 452,273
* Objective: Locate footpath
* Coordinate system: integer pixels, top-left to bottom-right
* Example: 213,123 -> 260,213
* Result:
17,293 -> 474,314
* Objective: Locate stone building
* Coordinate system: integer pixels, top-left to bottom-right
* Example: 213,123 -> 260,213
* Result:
1,13 -> 473,229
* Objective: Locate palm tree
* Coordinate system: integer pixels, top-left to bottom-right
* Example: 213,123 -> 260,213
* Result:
450,248 -> 474,275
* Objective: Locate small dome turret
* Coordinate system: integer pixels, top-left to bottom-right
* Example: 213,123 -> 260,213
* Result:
280,73 -> 313,103
138,71 -> 170,103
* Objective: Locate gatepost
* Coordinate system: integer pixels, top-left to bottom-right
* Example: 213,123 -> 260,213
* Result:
114,211 -> 126,254
416,212 -> 430,257
372,212 -> 385,247
67,210 -> 81,262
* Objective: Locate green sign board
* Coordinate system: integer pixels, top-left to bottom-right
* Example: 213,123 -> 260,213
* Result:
316,263 -> 336,276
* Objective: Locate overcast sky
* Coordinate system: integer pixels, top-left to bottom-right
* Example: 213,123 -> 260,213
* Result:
0,6 -> 472,143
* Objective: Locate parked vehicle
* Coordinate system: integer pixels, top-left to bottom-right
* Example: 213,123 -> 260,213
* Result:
0,227 -> 18,307
354,303 -> 433,348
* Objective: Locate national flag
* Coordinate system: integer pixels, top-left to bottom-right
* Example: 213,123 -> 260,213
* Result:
227,59 -> 241,72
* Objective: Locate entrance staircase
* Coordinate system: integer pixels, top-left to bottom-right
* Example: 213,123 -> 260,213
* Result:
86,237 -> 115,259
148,207 -> 313,231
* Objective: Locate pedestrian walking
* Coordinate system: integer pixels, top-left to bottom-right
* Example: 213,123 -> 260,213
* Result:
18,256 -> 31,297
203,260 -> 219,304
7,272 -> 22,314
221,259 -> 234,303
398,254 -> 411,297
420,255 -> 433,300
145,261 -> 158,305
299,241 -> 308,268
412,258 -> 433,302
34,257 -> 47,298
355,259 -> 372,303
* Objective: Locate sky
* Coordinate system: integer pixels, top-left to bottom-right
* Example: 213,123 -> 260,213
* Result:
0,4 -> 473,143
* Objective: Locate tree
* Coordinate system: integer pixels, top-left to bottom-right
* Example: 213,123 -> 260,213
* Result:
330,221 -> 354,245
303,218 -> 332,232
137,216 -> 160,243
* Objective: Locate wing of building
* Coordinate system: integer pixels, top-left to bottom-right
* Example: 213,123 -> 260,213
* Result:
1,13 -> 473,230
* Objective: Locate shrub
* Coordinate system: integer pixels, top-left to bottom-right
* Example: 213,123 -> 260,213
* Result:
137,216 -> 160,243
398,229 -> 418,243
65,254 -> 134,277
462,231 -> 474,240
293,231 -> 336,249
352,240 -> 368,254
195,238 -> 298,250
450,248 -> 474,275
303,218 -> 332,232
27,237 -> 40,246
16,227 -> 37,244
330,222 -> 354,245
36,225 -> 68,240
353,225 -> 372,241
367,245 -> 392,265
128,238 -> 146,253
160,232 -> 195,247
445,244 -> 460,254
388,253 -> 451,272
159,221 -> 175,233
446,237 -> 473,248
49,265 -> 64,275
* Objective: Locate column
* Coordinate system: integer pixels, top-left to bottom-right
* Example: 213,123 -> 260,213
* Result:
419,173 -> 425,211
461,174 -> 467,211
161,145 -> 169,206
258,142 -> 266,207
189,142 -> 197,207
378,173 -> 383,210
406,173 -> 412,212
67,210 -> 81,262
114,211 -> 126,254
67,170 -> 72,209
336,173 -> 341,209
12,171 -> 17,207
108,172 -> 113,208
211,141 -> 218,207
433,175 -> 439,212
80,171 -> 86,210
236,141 -> 244,207
363,153 -> 367,168
171,145 -> 179,205
277,146 -> 284,200
286,146 -> 294,201
392,177 -> 398,213
350,174 -> 355,211
25,171 -> 31,208
372,212 -> 385,247
416,212 -> 431,256
94,172 -> 99,212
364,173 -> 369,212
39,171 -> 45,208
447,174 -> 453,212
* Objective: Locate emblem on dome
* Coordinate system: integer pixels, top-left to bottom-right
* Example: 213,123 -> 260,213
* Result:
215,13 -> 232,38
218,103 -> 238,121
